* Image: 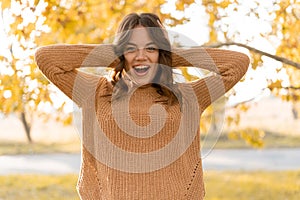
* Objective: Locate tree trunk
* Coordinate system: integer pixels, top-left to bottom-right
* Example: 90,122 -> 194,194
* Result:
20,112 -> 32,143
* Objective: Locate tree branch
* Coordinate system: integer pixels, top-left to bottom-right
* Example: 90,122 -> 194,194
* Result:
201,42 -> 300,70
272,86 -> 300,90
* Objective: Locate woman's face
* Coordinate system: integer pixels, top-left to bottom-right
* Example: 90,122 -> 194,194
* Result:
123,26 -> 159,86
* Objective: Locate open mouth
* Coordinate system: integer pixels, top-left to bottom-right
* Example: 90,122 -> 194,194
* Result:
133,65 -> 150,76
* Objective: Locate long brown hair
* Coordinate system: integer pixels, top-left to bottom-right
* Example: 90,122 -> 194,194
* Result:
112,13 -> 181,106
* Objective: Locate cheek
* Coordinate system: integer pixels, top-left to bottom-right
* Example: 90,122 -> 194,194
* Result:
150,65 -> 159,77
152,53 -> 159,63
124,55 -> 133,70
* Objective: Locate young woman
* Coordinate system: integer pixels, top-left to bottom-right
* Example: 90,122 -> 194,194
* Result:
35,13 -> 249,200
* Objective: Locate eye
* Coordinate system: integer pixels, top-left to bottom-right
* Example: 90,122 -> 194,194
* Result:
124,46 -> 137,53
145,46 -> 158,53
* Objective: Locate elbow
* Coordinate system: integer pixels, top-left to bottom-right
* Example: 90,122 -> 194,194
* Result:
237,52 -> 250,74
34,46 -> 53,71
34,47 -> 44,68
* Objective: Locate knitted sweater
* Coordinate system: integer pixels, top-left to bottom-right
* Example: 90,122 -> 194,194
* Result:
35,44 -> 249,200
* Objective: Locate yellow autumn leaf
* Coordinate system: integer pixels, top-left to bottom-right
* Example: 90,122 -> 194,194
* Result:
0,0 -> 11,9
219,0 -> 230,8
63,114 -> 73,126
268,80 -> 282,90
228,131 -> 239,140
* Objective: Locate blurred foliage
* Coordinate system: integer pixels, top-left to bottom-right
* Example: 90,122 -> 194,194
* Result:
201,0 -> 300,104
199,0 -> 300,147
0,0 -> 189,142
227,128 -> 265,148
1,0 -> 300,146
0,0 -> 54,142
33,0 -> 189,45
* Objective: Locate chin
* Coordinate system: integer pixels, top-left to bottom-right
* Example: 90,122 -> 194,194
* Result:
135,80 -> 152,86
132,75 -> 155,86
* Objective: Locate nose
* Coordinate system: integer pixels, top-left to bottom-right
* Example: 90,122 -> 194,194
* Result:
135,48 -> 147,60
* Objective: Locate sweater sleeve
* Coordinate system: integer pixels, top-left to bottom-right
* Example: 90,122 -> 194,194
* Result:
35,44 -> 118,107
172,47 -> 250,112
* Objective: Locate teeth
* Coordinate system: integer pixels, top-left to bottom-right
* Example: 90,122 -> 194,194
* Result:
135,65 -> 149,69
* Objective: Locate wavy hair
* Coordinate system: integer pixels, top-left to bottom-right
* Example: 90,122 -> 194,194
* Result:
112,13 -> 181,106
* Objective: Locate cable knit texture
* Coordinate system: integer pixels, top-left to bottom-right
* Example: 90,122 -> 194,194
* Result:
35,44 -> 249,200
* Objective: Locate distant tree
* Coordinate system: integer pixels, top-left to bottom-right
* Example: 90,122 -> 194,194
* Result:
197,0 -> 300,146
0,0 -> 54,143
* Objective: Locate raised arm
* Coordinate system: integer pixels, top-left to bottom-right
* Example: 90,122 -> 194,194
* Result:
35,44 -> 117,107
172,47 -> 250,112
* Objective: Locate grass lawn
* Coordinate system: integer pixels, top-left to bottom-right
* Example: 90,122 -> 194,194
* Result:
204,170 -> 300,200
0,171 -> 299,200
201,130 -> 300,149
0,174 -> 79,200
0,141 -> 81,155
1,130 -> 300,155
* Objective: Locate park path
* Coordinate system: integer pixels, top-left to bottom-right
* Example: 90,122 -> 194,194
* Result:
201,148 -> 300,171
1,148 -> 300,175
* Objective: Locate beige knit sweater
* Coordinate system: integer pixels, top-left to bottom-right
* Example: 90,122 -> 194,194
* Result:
35,44 -> 249,200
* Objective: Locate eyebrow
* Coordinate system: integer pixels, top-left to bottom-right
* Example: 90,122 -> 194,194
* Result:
126,42 -> 157,46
